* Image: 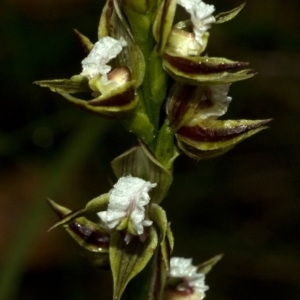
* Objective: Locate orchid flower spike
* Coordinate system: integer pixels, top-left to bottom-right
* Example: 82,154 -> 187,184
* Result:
81,36 -> 127,83
177,0 -> 216,46
98,175 -> 157,237
169,257 -> 209,299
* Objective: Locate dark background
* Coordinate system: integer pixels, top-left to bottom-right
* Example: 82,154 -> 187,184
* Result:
0,0 -> 299,299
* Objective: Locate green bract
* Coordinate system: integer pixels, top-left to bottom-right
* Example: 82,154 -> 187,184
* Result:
111,143 -> 173,204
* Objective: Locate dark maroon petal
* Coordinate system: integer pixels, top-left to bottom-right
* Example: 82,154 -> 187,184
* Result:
69,222 -> 110,250
177,120 -> 271,142
167,84 -> 198,128
73,29 -> 93,55
164,53 -> 249,74
88,86 -> 135,107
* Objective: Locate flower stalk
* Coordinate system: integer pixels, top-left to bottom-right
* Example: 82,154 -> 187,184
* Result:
36,0 -> 270,299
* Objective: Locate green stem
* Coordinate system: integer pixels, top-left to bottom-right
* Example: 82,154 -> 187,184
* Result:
155,120 -> 178,170
122,7 -> 159,136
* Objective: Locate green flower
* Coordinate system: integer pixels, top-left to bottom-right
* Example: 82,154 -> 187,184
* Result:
48,143 -> 173,299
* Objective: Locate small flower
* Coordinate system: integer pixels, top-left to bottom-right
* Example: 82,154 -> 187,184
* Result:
81,36 -> 127,83
167,257 -> 209,299
167,83 -> 232,131
98,175 -> 157,236
153,0 -> 253,83
177,0 -> 216,47
189,84 -> 232,121
166,82 -> 271,159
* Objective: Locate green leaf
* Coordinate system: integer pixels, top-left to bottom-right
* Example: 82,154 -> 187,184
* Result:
111,143 -> 173,204
215,3 -> 246,24
110,227 -> 158,300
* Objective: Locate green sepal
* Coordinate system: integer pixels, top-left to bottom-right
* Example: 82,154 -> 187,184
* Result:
73,29 -> 94,53
98,0 -> 111,38
177,119 -> 271,151
215,3 -> 246,24
149,204 -> 167,242
153,0 -> 177,53
155,120 -> 179,170
34,75 -> 90,94
63,81 -> 137,119
47,199 -> 110,267
197,254 -> 223,274
149,204 -> 173,271
99,0 -> 133,40
35,76 -> 138,119
48,193 -> 110,231
111,143 -> 173,204
110,227 -> 158,300
64,220 -> 110,253
177,139 -> 233,160
166,225 -> 174,254
163,53 -> 255,85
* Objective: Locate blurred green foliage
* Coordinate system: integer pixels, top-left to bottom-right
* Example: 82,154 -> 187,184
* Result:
0,0 -> 299,299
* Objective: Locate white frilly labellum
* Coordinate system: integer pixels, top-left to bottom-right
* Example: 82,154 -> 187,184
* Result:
170,257 -> 209,299
81,36 -> 127,82
177,0 -> 216,46
195,84 -> 232,120
98,175 -> 156,235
